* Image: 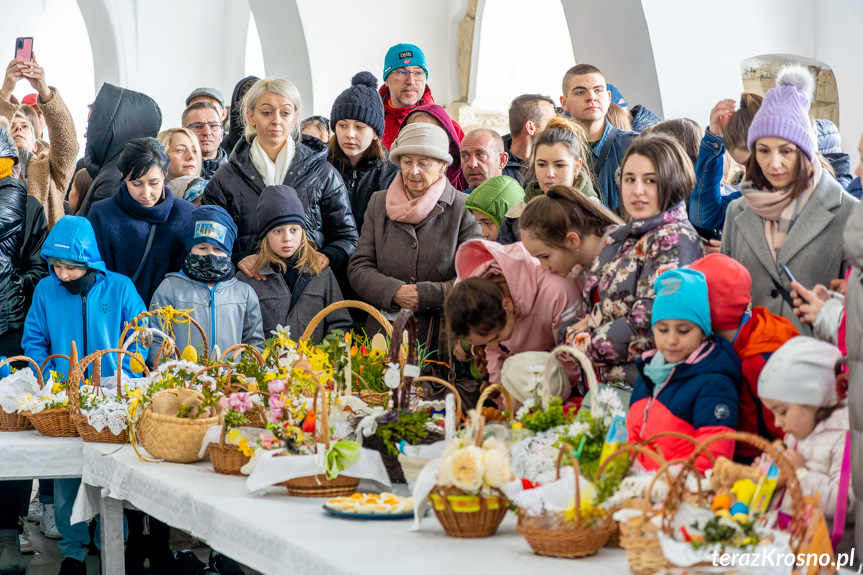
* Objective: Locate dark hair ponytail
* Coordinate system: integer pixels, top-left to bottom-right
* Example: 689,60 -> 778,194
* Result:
118,137 -> 170,181
520,184 -> 623,248
724,93 -> 763,152
444,278 -> 508,339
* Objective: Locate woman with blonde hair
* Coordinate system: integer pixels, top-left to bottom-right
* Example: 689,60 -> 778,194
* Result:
205,78 -> 357,273
237,184 -> 351,343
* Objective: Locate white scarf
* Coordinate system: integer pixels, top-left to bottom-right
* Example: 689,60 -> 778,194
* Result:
250,136 -> 295,186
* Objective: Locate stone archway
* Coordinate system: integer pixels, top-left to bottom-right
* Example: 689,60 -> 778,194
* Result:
741,55 -> 839,127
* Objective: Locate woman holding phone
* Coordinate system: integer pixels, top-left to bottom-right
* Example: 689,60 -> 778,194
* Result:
721,65 -> 855,333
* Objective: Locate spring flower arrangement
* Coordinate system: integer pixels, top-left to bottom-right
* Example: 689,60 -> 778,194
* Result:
261,325 -> 335,396
437,434 -> 513,495
16,371 -> 70,413
218,391 -> 256,456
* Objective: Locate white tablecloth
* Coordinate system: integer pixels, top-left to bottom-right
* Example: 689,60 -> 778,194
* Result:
77,445 -> 630,575
0,429 -> 87,479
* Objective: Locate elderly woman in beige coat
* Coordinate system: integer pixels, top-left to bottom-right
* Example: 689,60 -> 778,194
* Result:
349,122 -> 480,361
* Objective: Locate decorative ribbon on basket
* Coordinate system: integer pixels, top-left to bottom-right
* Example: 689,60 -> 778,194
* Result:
300,300 -> 394,399
67,347 -> 151,444
119,307 -> 209,367
14,346 -> 80,437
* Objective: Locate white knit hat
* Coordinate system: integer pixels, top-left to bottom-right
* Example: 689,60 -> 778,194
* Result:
389,122 -> 452,165
501,351 -> 568,404
757,336 -> 843,407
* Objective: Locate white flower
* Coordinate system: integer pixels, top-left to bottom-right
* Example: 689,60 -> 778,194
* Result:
271,324 -> 291,338
567,421 -> 590,437
483,448 -> 512,488
441,437 -> 465,460
515,397 -> 536,420
383,363 -> 401,390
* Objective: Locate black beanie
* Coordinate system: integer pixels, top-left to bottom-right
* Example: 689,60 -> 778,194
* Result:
257,185 -> 306,239
330,71 -> 385,138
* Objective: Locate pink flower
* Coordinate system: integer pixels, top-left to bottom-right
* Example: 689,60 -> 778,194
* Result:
269,379 -> 286,394
267,408 -> 283,423
219,396 -> 231,411
228,392 -> 253,414
268,394 -> 286,410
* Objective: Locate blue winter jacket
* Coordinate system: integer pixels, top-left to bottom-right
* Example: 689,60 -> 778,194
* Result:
848,177 -> 862,201
591,119 -> 638,213
21,216 -> 148,380
688,129 -> 741,232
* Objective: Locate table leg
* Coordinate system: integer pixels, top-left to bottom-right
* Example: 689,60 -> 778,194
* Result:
99,495 -> 125,575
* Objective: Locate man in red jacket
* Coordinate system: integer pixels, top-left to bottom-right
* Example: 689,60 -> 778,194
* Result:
379,43 -> 439,150
689,254 -> 800,463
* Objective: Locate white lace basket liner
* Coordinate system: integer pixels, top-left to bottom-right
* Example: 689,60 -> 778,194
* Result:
0,367 -> 43,414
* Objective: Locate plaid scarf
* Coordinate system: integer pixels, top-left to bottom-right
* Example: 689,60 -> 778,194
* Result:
740,160 -> 821,261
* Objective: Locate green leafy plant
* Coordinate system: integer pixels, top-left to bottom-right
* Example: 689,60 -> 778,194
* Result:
519,397 -> 574,433
374,409 -> 434,456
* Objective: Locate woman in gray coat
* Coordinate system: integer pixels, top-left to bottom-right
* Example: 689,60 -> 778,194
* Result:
348,122 -> 481,359
722,66 -> 857,333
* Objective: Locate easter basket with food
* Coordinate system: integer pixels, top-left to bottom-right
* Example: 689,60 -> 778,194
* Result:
67,346 -> 150,443
0,356 -> 42,431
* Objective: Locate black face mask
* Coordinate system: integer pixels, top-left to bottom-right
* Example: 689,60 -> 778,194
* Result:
183,253 -> 234,283
61,270 -> 98,296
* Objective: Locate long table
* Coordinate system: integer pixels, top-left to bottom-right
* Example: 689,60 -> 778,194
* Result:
0,429 -> 86,479
79,444 -> 631,575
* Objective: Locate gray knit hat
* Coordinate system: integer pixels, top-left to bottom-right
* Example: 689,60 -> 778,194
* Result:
330,72 -> 385,138
389,123 -> 452,165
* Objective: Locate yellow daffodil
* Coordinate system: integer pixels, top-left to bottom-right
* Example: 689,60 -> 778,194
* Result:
263,373 -> 277,383
237,437 -> 254,457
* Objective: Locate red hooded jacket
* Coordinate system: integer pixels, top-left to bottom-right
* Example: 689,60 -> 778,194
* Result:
732,306 -> 800,459
380,84 -> 437,151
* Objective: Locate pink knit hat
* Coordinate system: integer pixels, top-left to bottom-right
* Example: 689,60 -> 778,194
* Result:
747,65 -> 816,163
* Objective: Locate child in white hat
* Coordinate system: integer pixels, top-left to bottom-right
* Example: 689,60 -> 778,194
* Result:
757,336 -> 855,552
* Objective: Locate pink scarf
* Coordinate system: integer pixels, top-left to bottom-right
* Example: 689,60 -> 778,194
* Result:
385,174 -> 447,224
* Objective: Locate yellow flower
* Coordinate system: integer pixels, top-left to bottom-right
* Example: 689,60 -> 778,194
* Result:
511,422 -> 523,430
263,373 -> 277,383
248,381 -> 259,392
237,436 -> 254,457
370,349 -> 383,360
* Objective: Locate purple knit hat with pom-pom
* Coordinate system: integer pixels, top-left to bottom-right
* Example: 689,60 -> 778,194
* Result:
747,65 -> 816,163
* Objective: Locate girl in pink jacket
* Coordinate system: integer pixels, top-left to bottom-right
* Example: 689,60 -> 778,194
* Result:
757,336 -> 855,553
444,239 -> 584,395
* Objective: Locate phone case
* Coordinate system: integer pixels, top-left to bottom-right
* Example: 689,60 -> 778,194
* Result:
15,38 -> 33,62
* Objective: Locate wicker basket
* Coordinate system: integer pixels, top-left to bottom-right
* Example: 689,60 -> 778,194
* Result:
516,444 -> 615,558
283,382 -> 360,497
68,348 -> 151,444
209,442 -> 250,475
0,355 -> 38,432
430,415 -> 509,538
135,363 -> 226,463
17,352 -> 80,437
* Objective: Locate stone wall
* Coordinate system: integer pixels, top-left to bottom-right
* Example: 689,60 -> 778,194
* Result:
742,62 -> 839,127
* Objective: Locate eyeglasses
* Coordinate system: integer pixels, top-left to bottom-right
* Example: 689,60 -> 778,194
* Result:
392,68 -> 426,82
186,122 -> 223,133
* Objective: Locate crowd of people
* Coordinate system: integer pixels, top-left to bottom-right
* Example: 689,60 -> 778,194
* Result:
0,40 -> 861,575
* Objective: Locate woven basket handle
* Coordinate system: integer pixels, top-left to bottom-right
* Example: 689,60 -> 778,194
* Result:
475,382 -> 514,422
414,375 -> 464,422
682,431 -> 804,544
0,355 -> 45,389
543,345 -> 597,413
300,300 -> 394,342
219,344 -> 265,367
555,443 -> 584,528
594,443 -> 667,480
305,379 -> 327,453
189,363 -> 234,392
121,309 -> 210,364
69,349 -> 152,414
636,431 -> 718,466
39,341 -> 79,387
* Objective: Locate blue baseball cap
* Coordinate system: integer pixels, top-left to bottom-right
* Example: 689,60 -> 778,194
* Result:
383,44 -> 429,81
186,205 -> 237,257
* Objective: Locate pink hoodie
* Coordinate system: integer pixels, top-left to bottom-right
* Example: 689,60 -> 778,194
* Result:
454,239 -> 586,384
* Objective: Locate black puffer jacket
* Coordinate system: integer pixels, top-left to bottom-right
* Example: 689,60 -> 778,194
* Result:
0,177 -> 48,333
331,154 -> 398,234
203,135 -> 358,266
77,83 -> 162,216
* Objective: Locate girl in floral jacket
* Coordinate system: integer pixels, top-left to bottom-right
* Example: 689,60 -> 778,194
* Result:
566,134 -> 703,399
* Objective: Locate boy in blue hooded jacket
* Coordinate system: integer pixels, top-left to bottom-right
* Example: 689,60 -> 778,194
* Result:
21,215 -> 145,574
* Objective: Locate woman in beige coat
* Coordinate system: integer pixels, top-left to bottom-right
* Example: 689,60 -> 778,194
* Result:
0,55 -> 78,227
348,122 -> 480,360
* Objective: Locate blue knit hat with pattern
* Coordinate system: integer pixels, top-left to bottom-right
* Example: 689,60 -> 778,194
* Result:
383,44 -> 428,81
651,268 -> 712,336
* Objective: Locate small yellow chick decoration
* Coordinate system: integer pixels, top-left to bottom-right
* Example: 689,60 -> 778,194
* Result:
181,345 -> 198,363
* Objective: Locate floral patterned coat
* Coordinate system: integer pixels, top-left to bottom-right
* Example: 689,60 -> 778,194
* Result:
565,202 -> 704,388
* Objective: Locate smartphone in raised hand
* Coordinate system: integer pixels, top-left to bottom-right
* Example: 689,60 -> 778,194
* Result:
15,37 -> 33,62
